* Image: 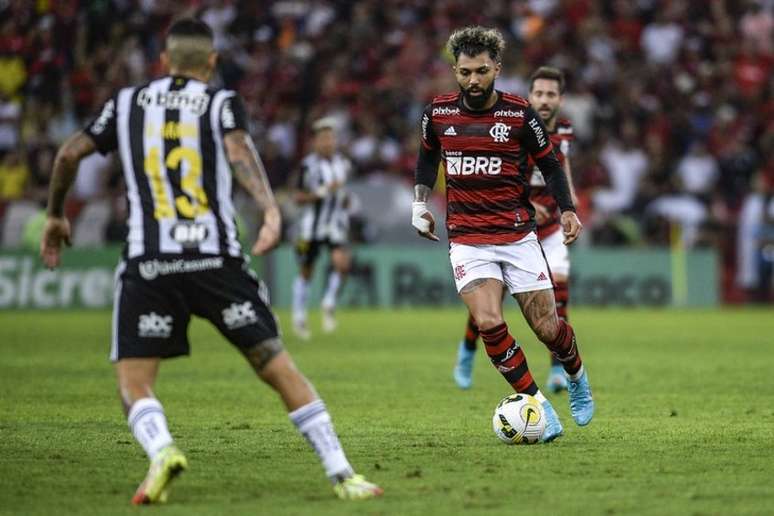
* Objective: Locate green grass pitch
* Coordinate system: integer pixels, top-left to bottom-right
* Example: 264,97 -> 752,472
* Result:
1,307 -> 773,515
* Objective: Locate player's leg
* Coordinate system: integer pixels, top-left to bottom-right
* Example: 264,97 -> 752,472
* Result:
458,276 -> 562,442
321,244 -> 351,333
292,241 -> 317,340
512,287 -> 593,426
195,259 -> 381,499
113,263 -> 190,504
453,312 -> 479,389
541,230 -> 571,393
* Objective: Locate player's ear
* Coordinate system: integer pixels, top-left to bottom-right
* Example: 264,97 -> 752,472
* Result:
494,62 -> 502,78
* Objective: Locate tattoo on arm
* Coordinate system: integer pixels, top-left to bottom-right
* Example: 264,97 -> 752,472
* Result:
414,184 -> 432,202
226,131 -> 277,212
47,132 -> 96,217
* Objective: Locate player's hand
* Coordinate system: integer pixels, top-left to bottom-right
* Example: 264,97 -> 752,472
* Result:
531,201 -> 550,226
252,206 -> 282,255
412,201 -> 439,241
560,210 -> 582,245
40,216 -> 72,269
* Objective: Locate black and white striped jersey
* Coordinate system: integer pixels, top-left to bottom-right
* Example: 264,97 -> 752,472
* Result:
84,75 -> 248,258
295,152 -> 351,243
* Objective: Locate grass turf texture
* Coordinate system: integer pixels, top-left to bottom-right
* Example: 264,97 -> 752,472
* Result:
1,308 -> 772,516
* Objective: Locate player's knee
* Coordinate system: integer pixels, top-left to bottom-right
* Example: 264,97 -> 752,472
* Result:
475,314 -> 504,331
243,337 -> 285,373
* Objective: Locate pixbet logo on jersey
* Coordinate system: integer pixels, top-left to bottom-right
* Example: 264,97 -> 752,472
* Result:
446,152 -> 502,176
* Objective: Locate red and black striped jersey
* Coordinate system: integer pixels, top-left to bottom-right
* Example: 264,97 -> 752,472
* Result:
528,118 -> 574,239
419,91 -> 558,245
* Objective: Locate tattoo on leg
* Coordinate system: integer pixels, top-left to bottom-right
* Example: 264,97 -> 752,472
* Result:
460,278 -> 489,294
514,290 -> 558,341
243,338 -> 284,371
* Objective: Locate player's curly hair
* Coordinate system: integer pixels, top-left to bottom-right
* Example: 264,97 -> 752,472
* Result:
447,26 -> 506,63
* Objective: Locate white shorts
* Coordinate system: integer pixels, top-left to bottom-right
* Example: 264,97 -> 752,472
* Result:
540,229 -> 570,277
449,232 -> 553,294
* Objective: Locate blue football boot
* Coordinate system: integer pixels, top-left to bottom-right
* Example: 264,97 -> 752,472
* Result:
453,341 -> 475,389
546,364 -> 568,393
540,399 -> 563,442
567,368 -> 594,426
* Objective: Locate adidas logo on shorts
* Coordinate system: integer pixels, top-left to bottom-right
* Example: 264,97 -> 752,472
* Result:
537,272 -> 548,281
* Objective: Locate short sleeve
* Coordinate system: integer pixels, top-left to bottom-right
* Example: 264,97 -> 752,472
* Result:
84,95 -> 118,155
220,94 -> 249,134
522,106 -> 554,159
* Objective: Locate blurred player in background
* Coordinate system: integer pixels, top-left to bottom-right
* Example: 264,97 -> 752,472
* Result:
453,66 -> 578,394
292,118 -> 353,339
412,27 -> 594,442
40,18 -> 381,503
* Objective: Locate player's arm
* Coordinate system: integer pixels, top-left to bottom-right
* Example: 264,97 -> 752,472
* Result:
40,131 -> 98,268
523,107 -> 581,245
41,94 -> 118,269
413,106 -> 441,241
292,163 -> 330,205
224,129 -> 281,255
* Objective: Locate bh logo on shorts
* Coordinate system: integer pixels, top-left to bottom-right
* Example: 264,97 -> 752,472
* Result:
489,122 -> 511,143
138,312 -> 173,338
222,301 -> 258,330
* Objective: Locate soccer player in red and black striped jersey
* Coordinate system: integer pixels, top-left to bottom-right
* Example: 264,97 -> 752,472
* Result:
411,27 -> 594,441
454,66 -> 579,394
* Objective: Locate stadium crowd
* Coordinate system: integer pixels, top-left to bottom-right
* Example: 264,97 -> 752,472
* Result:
0,0 -> 772,301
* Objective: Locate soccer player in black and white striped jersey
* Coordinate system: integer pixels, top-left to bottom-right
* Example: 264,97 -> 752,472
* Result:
40,18 -> 381,504
292,118 -> 353,339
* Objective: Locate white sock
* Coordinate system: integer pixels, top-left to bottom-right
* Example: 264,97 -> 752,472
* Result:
533,391 -> 547,404
289,399 -> 353,482
568,364 -> 585,382
128,397 -> 174,460
292,276 -> 309,323
321,272 -> 341,310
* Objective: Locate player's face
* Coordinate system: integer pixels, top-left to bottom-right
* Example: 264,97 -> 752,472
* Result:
529,78 -> 562,124
314,129 -> 336,156
454,52 -> 500,110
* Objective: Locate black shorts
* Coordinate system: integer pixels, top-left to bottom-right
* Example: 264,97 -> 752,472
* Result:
110,255 -> 279,361
294,239 -> 346,268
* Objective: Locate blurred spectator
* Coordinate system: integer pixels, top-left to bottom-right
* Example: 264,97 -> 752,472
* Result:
0,149 -> 29,201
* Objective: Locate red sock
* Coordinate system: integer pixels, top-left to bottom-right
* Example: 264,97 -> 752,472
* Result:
463,313 -> 479,351
550,281 -> 570,366
480,323 -> 538,395
546,319 -> 582,376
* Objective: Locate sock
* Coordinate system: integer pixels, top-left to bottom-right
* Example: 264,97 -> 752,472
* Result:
480,322 -> 538,396
545,319 -> 583,376
292,276 -> 309,322
321,271 -> 341,309
128,397 -> 174,460
568,364 -> 585,382
463,313 -> 479,351
551,281 -> 570,367
289,399 -> 353,483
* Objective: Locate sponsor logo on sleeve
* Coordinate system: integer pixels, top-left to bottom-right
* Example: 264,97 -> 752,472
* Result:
528,118 -> 547,147
90,99 -> 115,135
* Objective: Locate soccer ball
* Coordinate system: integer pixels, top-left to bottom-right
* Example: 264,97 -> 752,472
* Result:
492,393 -> 545,444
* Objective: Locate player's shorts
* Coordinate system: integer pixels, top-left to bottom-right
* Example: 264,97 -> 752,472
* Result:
295,239 -> 347,268
449,232 -> 553,294
540,228 -> 570,277
110,254 -> 279,362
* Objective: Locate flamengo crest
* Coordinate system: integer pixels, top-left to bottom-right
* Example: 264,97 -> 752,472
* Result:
490,122 -> 511,143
